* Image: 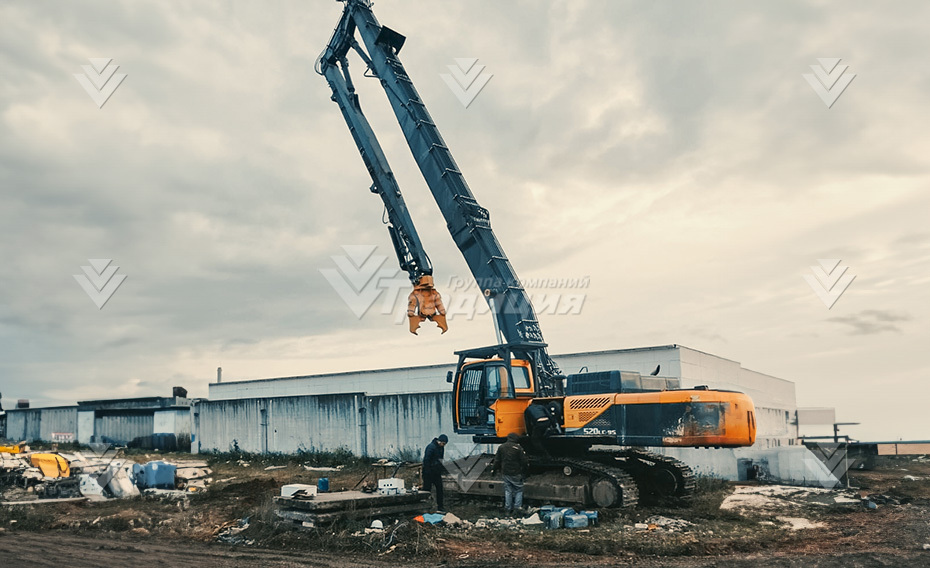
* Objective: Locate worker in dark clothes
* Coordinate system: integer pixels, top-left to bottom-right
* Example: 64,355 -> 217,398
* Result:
524,403 -> 554,457
492,432 -> 529,515
421,434 -> 447,511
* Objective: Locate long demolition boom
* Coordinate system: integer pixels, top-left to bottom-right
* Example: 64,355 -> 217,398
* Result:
317,0 -> 562,392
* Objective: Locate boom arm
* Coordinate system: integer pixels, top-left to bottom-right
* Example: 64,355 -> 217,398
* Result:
317,4 -> 446,334
318,1 -> 563,389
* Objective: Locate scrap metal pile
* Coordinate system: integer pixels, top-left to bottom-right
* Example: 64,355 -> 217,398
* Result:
0,444 -> 213,502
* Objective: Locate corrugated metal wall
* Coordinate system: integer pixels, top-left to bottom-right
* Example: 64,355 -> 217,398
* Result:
94,413 -> 154,445
365,393 -> 452,460
195,391 -> 480,459
4,407 -> 78,442
4,405 -> 185,447
39,408 -> 78,441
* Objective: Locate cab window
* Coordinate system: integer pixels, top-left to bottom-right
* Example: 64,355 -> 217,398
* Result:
486,366 -> 510,398
511,365 -> 530,389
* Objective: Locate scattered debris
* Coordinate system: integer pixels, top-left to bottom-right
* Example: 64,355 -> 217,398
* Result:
303,465 -> 344,472
415,513 -> 445,524
216,518 -> 253,545
868,494 -> 904,506
776,516 -> 825,531
1,497 -> 88,506
721,484 -> 854,512
643,515 -> 694,532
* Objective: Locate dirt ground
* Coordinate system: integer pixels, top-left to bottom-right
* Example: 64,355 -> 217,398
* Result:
2,452 -> 930,567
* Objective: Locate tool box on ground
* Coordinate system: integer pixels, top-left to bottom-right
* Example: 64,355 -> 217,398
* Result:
377,477 -> 405,495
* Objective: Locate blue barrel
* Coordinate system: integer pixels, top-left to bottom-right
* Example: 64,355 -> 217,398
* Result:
317,478 -> 329,492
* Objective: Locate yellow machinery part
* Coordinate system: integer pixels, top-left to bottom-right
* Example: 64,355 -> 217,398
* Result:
30,453 -> 71,478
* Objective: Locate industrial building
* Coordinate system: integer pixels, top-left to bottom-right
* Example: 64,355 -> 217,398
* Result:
198,344 -> 832,485
3,393 -> 193,451
2,345 -> 839,486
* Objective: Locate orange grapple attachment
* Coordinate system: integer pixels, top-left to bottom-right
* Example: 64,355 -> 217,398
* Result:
407,275 -> 448,335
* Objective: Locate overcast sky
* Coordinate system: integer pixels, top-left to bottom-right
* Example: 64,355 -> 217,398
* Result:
1,1 -> 927,441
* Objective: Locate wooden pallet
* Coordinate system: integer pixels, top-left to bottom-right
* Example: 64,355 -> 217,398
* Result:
274,490 -> 432,528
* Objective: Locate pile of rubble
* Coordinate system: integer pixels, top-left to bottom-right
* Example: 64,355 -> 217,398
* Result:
0,445 -> 213,502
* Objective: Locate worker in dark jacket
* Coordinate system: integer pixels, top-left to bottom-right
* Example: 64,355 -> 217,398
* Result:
524,403 -> 554,457
422,434 -> 447,511
492,432 -> 529,515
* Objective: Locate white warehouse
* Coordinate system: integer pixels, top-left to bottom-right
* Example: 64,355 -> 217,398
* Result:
198,345 -> 832,484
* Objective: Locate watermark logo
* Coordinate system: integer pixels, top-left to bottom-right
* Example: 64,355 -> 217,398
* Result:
802,58 -> 855,108
805,442 -> 859,488
74,58 -> 127,109
87,442 -> 119,464
322,245 -> 589,322
320,245 -> 409,319
804,259 -> 854,309
74,259 -> 127,309
440,58 -> 492,108
442,443 -> 493,491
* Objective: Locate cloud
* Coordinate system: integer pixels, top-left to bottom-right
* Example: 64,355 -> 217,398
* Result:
0,1 -> 929,441
828,310 -> 913,335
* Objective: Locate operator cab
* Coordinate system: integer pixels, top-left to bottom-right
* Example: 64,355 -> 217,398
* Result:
449,343 -> 559,438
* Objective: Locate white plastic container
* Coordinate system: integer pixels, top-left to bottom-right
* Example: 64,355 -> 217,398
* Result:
377,478 -> 405,495
281,483 -> 318,498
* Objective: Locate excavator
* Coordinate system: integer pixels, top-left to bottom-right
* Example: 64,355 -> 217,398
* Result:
317,0 -> 756,507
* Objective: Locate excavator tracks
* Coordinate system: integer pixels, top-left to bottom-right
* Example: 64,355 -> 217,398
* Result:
544,458 -> 639,508
444,451 -> 694,508
589,449 -> 697,503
